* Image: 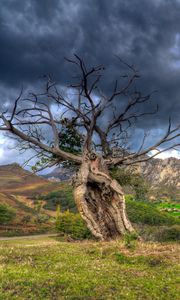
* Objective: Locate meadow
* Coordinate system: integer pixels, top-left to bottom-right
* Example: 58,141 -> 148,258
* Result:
0,236 -> 179,300
156,202 -> 180,217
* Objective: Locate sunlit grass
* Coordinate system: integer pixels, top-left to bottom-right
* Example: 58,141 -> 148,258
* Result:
156,202 -> 180,217
0,237 -> 179,300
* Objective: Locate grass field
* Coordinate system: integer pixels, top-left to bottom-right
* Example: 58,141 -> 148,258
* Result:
0,236 -> 179,300
156,202 -> 180,217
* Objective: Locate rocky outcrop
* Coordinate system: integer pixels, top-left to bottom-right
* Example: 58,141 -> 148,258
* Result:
137,157 -> 180,187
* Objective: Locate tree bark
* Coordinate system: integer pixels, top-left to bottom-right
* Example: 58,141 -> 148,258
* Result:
73,154 -> 135,241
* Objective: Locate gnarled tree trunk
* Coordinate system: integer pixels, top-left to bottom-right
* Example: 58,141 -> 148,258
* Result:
73,154 -> 135,241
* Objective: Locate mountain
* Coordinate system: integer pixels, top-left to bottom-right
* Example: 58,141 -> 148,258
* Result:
137,157 -> 180,188
44,166 -> 74,181
45,157 -> 180,186
138,157 -> 180,200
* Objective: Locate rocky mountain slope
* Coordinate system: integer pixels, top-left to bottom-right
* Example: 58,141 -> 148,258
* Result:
44,167 -> 74,182
137,157 -> 179,188
136,157 -> 179,200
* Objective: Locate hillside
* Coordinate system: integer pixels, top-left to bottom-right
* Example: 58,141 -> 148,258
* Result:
0,163 -> 52,195
0,163 -> 62,200
0,163 -> 61,235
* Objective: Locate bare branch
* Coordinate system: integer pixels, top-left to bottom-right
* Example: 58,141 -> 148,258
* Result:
1,55 -> 179,173
10,87 -> 23,122
109,120 -> 180,166
0,113 -> 82,164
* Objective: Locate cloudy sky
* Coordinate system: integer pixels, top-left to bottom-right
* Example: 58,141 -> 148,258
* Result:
0,0 -> 180,168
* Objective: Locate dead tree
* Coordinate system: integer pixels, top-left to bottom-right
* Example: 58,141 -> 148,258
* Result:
0,55 -> 179,240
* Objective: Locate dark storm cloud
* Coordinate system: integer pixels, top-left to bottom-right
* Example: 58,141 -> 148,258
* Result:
0,0 -> 180,130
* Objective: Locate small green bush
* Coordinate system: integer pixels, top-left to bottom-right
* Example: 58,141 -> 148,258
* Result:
154,225 -> 180,242
35,214 -> 50,224
56,210 -> 91,239
123,232 -> 138,250
0,204 -> 16,224
115,253 -> 163,267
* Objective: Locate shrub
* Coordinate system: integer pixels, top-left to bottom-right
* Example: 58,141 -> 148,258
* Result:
0,204 -> 16,224
111,167 -> 149,201
115,253 -> 163,266
154,225 -> 180,242
35,214 -> 50,224
21,215 -> 31,224
115,253 -> 132,264
56,210 -> 91,239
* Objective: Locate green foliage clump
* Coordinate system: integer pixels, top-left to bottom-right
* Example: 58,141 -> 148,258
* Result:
125,194 -> 134,201
111,167 -> 149,201
115,253 -> 133,264
154,225 -> 180,242
32,118 -> 84,172
56,210 -> 91,239
0,204 -> 16,224
126,198 -> 180,226
58,118 -> 84,154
